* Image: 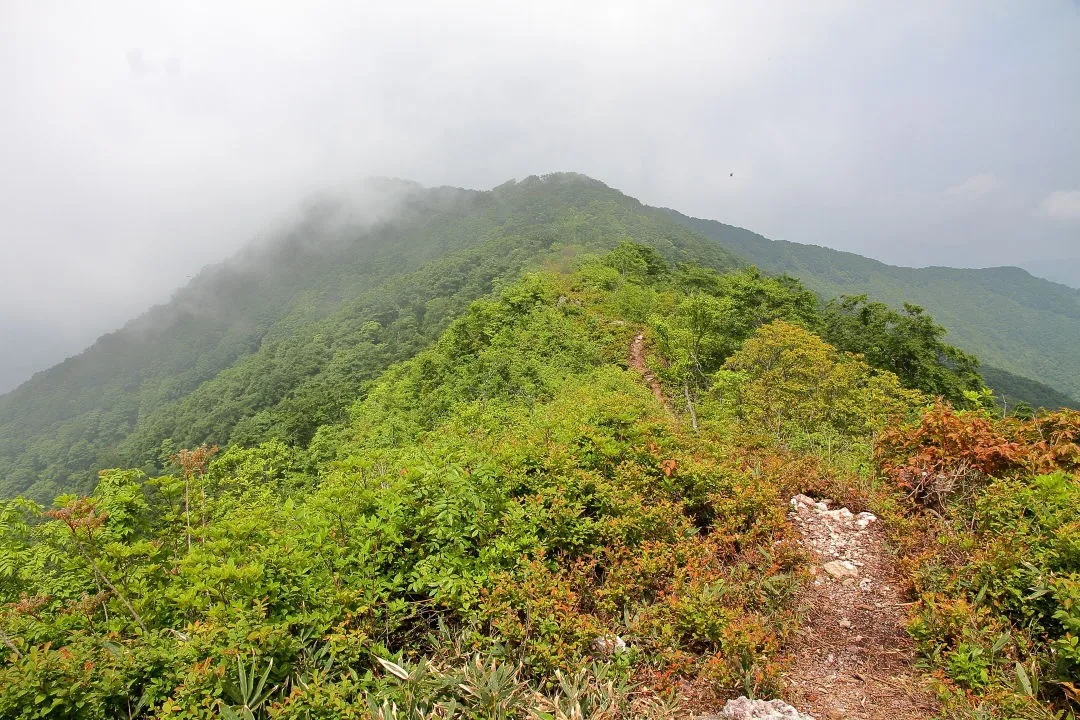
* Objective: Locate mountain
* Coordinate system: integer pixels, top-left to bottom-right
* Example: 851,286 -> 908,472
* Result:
666,211 -> 1080,406
1021,257 -> 1080,289
0,174 -> 739,502
2,173 -> 1077,504
2,242 -> 1075,718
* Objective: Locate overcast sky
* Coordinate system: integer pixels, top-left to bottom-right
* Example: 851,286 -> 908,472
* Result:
1,1 -> 1079,391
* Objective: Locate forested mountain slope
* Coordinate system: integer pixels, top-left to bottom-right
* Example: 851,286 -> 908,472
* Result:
0,174 -> 739,501
2,247 -> 1075,718
668,212 -> 1080,406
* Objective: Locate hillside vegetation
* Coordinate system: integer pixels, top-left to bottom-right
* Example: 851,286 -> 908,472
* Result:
4,175 -> 1079,505
668,211 -> 1080,407
0,175 -> 741,502
1,246 -> 1076,719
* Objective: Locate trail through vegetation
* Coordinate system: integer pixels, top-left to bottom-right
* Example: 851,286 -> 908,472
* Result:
0,243 -> 1076,719
784,495 -> 937,719
628,332 -> 669,410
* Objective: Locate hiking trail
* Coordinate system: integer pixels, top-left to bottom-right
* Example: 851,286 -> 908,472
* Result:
757,495 -> 938,719
629,332 -> 671,411
702,496 -> 938,719
626,334 -> 937,719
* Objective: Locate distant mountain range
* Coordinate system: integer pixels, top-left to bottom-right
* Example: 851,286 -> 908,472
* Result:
1021,257 -> 1080,290
666,211 -> 1080,408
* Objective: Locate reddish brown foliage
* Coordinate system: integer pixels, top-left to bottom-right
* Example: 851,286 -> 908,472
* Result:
170,444 -> 219,479
42,497 -> 108,536
876,402 -> 1080,507
10,593 -> 52,618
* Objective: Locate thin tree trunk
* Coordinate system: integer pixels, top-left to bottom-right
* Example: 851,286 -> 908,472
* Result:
184,477 -> 191,551
0,626 -> 21,658
684,379 -> 699,432
73,536 -> 148,634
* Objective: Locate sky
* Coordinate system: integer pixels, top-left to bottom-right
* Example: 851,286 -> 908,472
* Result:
1,0 -> 1079,392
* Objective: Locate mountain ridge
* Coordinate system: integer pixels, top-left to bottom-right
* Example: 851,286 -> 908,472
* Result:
0,173 -> 743,500
1,173 -> 1077,503
663,209 -> 1080,405
2,240 -> 1074,719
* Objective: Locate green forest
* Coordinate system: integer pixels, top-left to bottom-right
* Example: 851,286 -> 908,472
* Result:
668,210 -> 1080,406
0,175 -> 742,503
0,175 -> 1078,718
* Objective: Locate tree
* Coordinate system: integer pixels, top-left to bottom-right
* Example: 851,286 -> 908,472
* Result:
717,320 -> 924,440
603,241 -> 669,280
653,294 -> 734,430
43,497 -> 148,633
821,295 -> 985,406
169,445 -> 218,549
654,268 -> 823,431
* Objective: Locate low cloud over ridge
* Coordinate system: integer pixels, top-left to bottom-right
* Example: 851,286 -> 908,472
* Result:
0,1 -> 1078,390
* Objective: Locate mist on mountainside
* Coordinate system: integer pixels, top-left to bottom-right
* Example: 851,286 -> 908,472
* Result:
0,325 -> 81,395
2,170 -> 1077,509
2,2 -> 1079,395
0,178 -> 447,395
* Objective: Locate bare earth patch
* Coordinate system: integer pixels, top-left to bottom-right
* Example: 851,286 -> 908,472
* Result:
629,332 -> 670,409
781,494 -> 939,720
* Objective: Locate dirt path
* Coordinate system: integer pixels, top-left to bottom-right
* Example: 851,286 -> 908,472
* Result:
627,333 -> 935,719
782,495 -> 938,720
629,332 -> 671,411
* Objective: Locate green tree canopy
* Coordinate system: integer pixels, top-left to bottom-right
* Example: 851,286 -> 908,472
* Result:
821,295 -> 984,406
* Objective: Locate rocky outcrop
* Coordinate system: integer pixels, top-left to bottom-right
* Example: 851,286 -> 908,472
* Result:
714,697 -> 815,719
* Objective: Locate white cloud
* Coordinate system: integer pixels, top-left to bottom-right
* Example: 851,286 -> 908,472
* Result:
946,173 -> 1003,199
1040,189 -> 1080,221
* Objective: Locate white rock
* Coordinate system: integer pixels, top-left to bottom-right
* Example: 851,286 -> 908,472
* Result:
822,560 -> 859,579
855,512 -> 877,529
717,696 -> 815,720
823,508 -> 854,524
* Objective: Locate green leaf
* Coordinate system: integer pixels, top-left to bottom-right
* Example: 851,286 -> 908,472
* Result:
1015,661 -> 1034,696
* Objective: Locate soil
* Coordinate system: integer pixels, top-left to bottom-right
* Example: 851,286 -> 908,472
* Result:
629,332 -> 671,411
781,495 -> 939,719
